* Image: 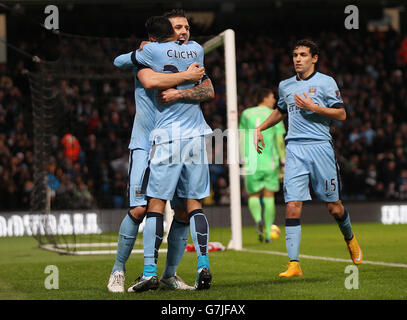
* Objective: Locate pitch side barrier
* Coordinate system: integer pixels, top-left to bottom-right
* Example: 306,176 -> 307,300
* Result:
0,201 -> 406,237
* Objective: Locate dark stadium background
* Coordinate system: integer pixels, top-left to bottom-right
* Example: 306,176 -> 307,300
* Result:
1,0 -> 407,212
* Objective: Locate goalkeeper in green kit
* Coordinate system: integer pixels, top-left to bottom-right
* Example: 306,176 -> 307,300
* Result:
239,88 -> 286,242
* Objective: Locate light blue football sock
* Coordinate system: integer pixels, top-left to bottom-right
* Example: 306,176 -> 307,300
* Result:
162,218 -> 190,279
285,219 -> 301,262
335,209 -> 354,241
189,209 -> 210,271
112,212 -> 141,273
143,212 -> 164,277
197,255 -> 210,271
143,265 -> 156,278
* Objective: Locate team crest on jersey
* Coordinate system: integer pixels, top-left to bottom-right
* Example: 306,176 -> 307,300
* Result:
308,87 -> 317,96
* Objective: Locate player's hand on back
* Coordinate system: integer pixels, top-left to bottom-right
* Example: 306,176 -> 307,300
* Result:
138,41 -> 151,51
157,89 -> 181,105
185,62 -> 205,82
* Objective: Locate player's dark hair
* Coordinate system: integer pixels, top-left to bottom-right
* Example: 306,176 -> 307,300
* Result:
145,16 -> 173,42
163,9 -> 187,19
257,88 -> 274,104
293,39 -> 320,57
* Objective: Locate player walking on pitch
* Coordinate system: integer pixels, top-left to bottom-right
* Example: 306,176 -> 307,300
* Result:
254,39 -> 363,277
239,88 -> 286,243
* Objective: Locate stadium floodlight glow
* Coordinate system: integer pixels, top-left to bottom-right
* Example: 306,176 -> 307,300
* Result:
203,29 -> 242,251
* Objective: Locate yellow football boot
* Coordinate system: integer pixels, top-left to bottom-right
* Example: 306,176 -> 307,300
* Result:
346,235 -> 363,265
279,261 -> 303,277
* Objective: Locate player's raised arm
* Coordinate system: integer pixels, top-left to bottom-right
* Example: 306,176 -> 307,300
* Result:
113,52 -> 135,69
137,62 -> 204,90
113,40 -> 151,69
113,52 -> 204,88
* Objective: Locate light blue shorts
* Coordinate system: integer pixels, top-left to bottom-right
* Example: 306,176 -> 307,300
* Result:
283,141 -> 341,203
128,148 -> 149,207
146,136 -> 210,201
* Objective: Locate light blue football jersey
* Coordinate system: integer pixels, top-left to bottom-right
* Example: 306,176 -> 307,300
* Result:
136,41 -> 213,144
114,53 -> 156,150
277,72 -> 343,143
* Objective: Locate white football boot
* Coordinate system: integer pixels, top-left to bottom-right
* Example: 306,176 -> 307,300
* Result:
107,270 -> 125,293
160,274 -> 195,290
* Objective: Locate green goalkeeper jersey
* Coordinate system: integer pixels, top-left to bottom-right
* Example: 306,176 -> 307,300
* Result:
239,105 -> 286,172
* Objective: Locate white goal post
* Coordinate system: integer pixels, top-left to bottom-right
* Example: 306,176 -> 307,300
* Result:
203,29 -> 242,251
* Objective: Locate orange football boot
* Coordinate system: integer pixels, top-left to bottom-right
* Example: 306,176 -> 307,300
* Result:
279,261 -> 303,277
346,235 -> 363,265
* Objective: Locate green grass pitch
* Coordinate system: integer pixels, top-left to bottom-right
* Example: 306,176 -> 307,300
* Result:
0,222 -> 406,300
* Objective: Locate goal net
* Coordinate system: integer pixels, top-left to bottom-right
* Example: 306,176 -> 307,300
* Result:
29,29 -> 242,255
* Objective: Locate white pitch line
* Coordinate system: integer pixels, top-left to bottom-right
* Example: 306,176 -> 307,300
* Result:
40,244 -> 168,255
68,249 -> 168,255
242,248 -> 407,269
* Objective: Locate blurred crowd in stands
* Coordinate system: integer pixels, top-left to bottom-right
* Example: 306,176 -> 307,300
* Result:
1,28 -> 407,210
